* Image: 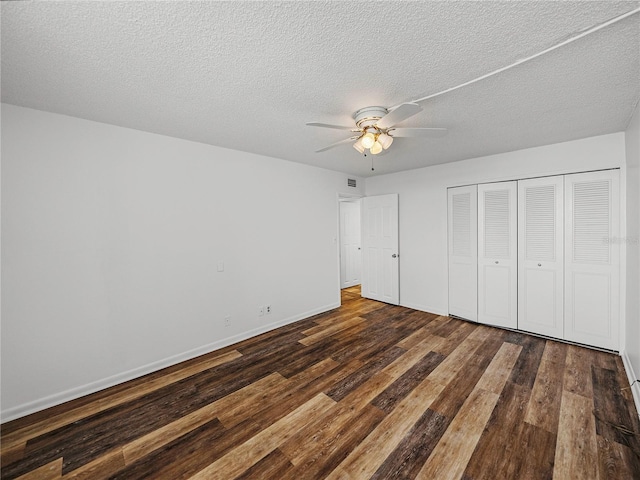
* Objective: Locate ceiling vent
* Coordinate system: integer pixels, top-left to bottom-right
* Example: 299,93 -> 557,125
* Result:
348,178 -> 357,188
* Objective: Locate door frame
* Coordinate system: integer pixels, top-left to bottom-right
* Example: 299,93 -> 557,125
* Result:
337,192 -> 363,305
360,193 -> 400,305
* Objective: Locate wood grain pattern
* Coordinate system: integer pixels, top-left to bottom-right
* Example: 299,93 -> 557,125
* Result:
370,408 -> 448,480
417,388 -> 499,480
15,458 -> 61,480
524,340 -> 567,434
2,286 -> 639,479
190,393 -> 335,479
279,404 -> 385,479
462,380 -> 532,479
563,344 -> 595,398
416,341 -> 520,480
508,421 -> 556,479
299,315 -> 366,345
124,373 -> 287,464
63,449 -> 125,480
554,390 -> 598,479
325,378 -> 446,480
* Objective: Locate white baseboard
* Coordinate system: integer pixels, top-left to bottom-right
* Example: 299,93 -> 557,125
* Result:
620,350 -> 640,419
1,302 -> 340,423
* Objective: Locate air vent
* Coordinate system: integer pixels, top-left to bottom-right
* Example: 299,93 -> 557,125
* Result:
347,178 -> 357,188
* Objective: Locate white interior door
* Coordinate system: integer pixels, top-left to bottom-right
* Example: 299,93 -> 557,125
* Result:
517,176 -> 564,338
339,200 -> 361,288
478,182 -> 517,329
564,170 -> 620,350
447,185 -> 478,321
361,194 -> 399,305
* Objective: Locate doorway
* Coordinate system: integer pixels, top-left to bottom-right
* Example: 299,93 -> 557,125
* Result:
337,193 -> 400,306
338,197 -> 362,290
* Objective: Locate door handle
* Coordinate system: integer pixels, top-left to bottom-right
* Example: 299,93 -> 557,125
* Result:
494,261 -> 499,264
392,254 -> 398,258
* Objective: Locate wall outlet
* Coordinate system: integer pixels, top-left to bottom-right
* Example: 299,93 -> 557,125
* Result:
266,305 -> 271,314
258,306 -> 264,316
224,315 -> 230,327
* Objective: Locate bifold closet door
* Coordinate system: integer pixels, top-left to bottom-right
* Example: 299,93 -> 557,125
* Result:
478,182 -> 517,329
517,176 -> 564,338
565,170 -> 620,350
447,185 -> 477,321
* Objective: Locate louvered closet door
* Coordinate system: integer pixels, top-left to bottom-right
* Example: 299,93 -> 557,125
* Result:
448,185 -> 477,321
517,176 -> 564,338
478,182 -> 517,329
565,170 -> 620,350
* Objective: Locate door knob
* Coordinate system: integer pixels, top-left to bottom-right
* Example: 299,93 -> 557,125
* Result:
392,254 -> 398,258
495,261 -> 499,264
538,263 -> 542,266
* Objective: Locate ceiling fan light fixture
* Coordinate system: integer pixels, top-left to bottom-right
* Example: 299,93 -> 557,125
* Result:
378,133 -> 393,149
309,103 -> 446,156
361,131 -> 376,149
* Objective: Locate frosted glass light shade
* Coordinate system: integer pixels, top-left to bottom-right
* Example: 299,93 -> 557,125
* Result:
361,132 -> 376,149
378,133 -> 393,149
353,137 -> 365,153
370,141 -> 383,154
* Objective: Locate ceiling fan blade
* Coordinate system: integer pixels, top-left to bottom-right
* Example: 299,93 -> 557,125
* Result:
389,127 -> 448,138
315,136 -> 359,153
306,122 -> 357,131
376,103 -> 423,129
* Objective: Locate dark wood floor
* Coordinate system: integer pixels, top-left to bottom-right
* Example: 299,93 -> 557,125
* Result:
2,286 -> 639,479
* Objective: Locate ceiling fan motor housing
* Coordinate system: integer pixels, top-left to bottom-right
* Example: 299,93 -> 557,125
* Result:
353,106 -> 388,128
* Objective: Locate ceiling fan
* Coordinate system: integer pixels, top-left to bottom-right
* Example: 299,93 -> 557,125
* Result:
306,103 -> 447,155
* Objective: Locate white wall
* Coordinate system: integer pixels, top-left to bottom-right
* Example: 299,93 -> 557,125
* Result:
365,133 -> 626,316
625,101 -> 640,411
0,104 -> 364,421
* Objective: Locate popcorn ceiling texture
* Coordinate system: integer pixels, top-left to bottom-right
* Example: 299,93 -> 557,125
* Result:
1,1 -> 639,176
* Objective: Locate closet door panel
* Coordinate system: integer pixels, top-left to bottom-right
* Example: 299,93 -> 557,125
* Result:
564,170 -> 620,350
478,182 -> 517,329
517,176 -> 564,338
447,185 -> 477,321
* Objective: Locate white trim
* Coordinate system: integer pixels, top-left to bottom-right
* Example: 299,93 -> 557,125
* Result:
621,350 -> 640,419
619,163 -> 628,361
0,302 -> 339,423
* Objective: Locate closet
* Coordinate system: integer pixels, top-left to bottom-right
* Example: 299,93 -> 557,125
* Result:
447,169 -> 620,350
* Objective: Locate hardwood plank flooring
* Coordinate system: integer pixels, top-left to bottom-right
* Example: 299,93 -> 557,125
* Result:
2,285 -> 639,479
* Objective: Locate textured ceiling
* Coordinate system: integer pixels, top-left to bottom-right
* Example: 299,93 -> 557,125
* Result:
2,1 -> 639,177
